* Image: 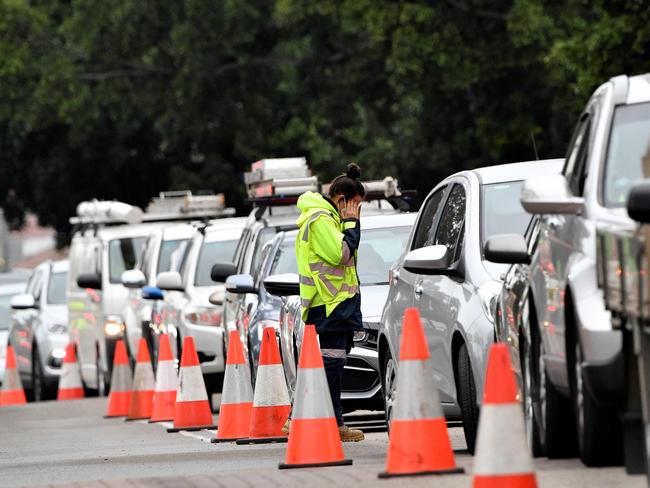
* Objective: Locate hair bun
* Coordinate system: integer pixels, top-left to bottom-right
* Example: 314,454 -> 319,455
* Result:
345,163 -> 361,180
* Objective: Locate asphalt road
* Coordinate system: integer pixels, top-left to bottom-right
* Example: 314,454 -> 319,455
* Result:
0,398 -> 644,487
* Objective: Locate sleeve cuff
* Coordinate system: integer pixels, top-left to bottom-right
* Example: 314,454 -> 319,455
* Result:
343,218 -> 359,230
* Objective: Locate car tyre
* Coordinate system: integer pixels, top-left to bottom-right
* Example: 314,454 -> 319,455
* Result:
32,347 -> 53,401
96,352 -> 107,397
521,330 -> 544,457
571,339 -> 622,466
381,348 -> 397,431
456,343 -> 479,454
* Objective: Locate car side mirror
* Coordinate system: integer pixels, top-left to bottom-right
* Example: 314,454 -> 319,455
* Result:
142,286 -> 164,300
627,180 -> 650,223
156,271 -> 183,291
264,273 -> 300,297
121,269 -> 146,289
77,272 -> 102,290
225,274 -> 257,294
403,245 -> 451,275
211,262 -> 237,283
520,174 -> 584,215
484,234 -> 530,264
10,293 -> 36,310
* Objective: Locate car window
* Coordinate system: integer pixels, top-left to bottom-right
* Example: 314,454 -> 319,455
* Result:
249,227 -> 277,279
195,238 -> 239,286
412,187 -> 446,250
481,181 -> 530,246
270,239 -> 298,276
47,272 -> 68,305
358,226 -> 413,285
603,102 -> 650,206
564,113 -> 591,196
0,294 -> 14,330
434,184 -> 466,261
233,229 -> 251,271
158,239 -> 190,274
109,237 -> 146,284
31,270 -> 44,301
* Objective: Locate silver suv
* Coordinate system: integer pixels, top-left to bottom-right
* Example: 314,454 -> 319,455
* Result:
378,159 -> 562,453
517,73 -> 650,466
9,260 -> 69,401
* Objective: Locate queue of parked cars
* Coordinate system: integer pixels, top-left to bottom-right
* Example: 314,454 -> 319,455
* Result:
4,72 -> 647,475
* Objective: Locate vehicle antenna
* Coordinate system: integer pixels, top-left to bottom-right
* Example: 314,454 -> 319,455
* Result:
530,132 -> 539,161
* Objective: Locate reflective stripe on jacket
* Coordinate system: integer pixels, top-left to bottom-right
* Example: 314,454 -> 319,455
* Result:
295,191 -> 361,321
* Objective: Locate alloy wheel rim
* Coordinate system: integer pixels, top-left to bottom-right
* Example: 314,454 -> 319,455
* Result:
385,357 -> 397,425
538,339 -> 547,437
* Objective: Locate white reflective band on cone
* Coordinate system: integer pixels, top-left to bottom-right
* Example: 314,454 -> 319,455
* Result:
221,363 -> 253,405
473,403 -> 534,475
155,360 -> 177,392
59,364 -> 83,389
253,364 -> 290,407
176,365 -> 208,402
392,359 -> 444,420
292,368 -> 335,420
132,363 -> 155,390
2,369 -> 21,390
111,365 -> 132,392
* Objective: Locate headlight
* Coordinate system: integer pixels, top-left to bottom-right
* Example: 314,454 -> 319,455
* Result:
51,347 -> 66,359
256,320 -> 279,341
183,306 -> 221,326
104,315 -> 125,337
478,281 -> 502,324
47,323 -> 68,334
353,330 -> 369,342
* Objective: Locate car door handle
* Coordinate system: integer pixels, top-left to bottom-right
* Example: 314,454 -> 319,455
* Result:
415,284 -> 423,295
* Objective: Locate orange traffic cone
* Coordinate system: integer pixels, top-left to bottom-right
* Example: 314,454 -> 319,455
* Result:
379,308 -> 463,478
57,343 -> 84,400
212,330 -> 253,443
126,339 -> 155,420
105,340 -> 132,417
472,344 -> 537,488
149,334 -> 177,423
0,345 -> 26,406
237,327 -> 291,445
278,324 -> 352,469
167,336 -> 216,432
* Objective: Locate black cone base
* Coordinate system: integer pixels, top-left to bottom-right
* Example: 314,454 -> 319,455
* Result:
378,466 -> 464,478
236,436 -> 288,445
279,459 -> 353,469
166,424 -> 218,433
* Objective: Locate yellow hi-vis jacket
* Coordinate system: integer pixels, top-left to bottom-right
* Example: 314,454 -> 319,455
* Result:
295,191 -> 360,322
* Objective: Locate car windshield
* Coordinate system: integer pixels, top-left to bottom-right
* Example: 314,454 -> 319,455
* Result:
481,181 -> 530,246
195,239 -> 239,286
158,239 -> 190,274
0,294 -> 14,330
603,102 -> 650,207
358,226 -> 412,285
47,272 -> 67,305
109,237 -> 146,284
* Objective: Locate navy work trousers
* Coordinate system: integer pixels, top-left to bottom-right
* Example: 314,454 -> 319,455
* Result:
319,331 -> 353,427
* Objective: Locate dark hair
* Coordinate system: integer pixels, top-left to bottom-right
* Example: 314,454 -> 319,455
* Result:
328,163 -> 366,200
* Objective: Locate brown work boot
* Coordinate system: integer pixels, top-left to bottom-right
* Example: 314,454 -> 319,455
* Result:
339,425 -> 364,442
281,419 -> 290,435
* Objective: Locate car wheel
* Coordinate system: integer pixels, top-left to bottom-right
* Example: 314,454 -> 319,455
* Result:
456,343 -> 479,454
32,348 -> 49,401
96,353 -> 107,397
572,339 -> 622,466
521,331 -> 544,457
382,349 -> 397,430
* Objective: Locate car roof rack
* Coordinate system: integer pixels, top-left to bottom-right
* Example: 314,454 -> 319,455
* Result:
69,200 -> 144,226
143,191 -> 236,221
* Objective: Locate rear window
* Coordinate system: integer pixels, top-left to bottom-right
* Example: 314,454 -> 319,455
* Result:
158,239 -> 190,274
603,102 -> 650,207
481,181 -> 530,246
109,237 -> 146,284
195,239 -> 239,286
47,272 -> 67,305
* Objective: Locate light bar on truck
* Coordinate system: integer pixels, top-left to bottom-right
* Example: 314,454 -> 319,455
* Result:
245,157 -> 320,202
69,200 -> 144,225
143,191 -> 236,221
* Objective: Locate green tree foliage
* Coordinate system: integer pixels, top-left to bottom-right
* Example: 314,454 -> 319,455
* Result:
1,0 -> 649,240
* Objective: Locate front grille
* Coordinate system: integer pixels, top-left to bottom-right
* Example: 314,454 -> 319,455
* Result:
342,356 -> 379,392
